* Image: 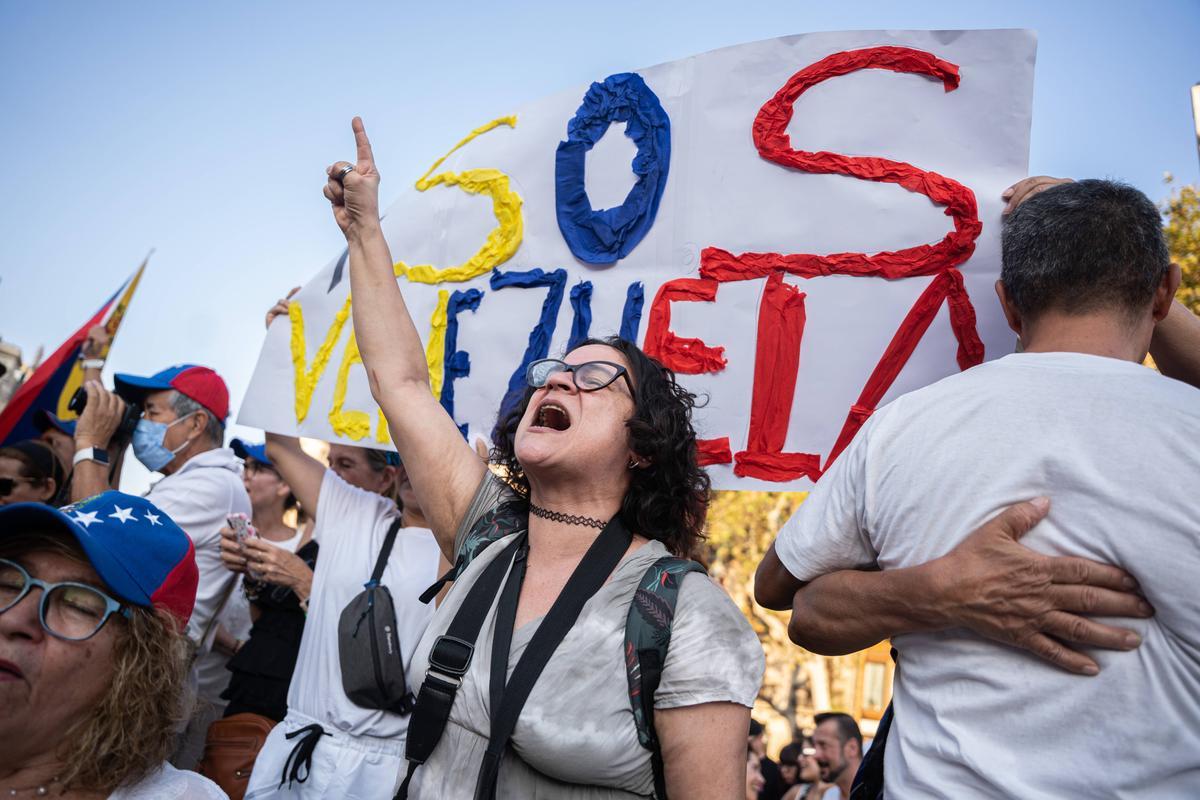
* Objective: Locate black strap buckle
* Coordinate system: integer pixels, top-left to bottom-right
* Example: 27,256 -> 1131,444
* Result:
427,634 -> 474,685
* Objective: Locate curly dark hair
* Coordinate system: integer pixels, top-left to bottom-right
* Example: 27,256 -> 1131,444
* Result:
490,336 -> 710,557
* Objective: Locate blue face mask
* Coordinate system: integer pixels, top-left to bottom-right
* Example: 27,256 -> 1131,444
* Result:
132,413 -> 196,472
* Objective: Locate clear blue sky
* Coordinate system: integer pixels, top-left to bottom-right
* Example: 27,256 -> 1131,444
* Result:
2,0 -> 1198,490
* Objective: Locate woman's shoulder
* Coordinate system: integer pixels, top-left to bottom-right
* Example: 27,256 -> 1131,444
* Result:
109,763 -> 229,799
453,470 -> 526,557
653,565 -> 765,710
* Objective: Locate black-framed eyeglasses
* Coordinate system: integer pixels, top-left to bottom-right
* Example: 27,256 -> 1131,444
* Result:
0,558 -> 131,641
526,359 -> 636,400
0,477 -> 36,498
244,460 -> 279,478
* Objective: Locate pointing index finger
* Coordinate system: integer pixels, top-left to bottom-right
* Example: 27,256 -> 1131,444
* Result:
352,116 -> 374,167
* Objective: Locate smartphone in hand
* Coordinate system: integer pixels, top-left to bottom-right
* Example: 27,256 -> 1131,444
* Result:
227,513 -> 261,579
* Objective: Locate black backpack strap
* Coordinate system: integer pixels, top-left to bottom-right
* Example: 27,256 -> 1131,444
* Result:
418,500 -> 528,604
394,534 -> 527,800
624,556 -> 706,800
369,518 -> 404,586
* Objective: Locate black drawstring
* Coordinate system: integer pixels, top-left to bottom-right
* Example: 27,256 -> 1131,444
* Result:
279,723 -> 331,789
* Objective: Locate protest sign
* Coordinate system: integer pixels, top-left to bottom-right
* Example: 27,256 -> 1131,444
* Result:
240,28 -> 1036,491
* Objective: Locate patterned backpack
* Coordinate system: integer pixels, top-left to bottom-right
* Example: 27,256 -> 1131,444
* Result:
423,500 -> 704,799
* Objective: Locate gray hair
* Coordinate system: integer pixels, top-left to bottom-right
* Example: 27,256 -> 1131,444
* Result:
1001,179 -> 1169,322
169,390 -> 224,447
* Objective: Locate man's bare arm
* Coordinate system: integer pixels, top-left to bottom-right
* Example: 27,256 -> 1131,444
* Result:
1150,299 -> 1200,388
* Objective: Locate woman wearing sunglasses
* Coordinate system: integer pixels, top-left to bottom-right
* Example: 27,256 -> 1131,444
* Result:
0,490 -> 227,798
319,119 -> 762,799
0,440 -> 66,508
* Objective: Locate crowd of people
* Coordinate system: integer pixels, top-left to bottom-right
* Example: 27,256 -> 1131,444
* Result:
0,116 -> 1197,800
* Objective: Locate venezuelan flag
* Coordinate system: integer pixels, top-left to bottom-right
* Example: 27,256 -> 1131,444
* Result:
0,257 -> 148,445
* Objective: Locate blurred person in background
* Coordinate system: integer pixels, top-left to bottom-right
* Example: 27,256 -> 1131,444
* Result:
777,742 -> 800,795
746,748 -> 766,800
33,410 -> 76,476
749,718 -> 785,800
810,714 -> 861,800
215,438 -> 316,723
0,440 -> 66,508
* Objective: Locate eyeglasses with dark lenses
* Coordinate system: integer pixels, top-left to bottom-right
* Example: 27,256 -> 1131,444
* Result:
525,359 -> 636,400
0,558 -> 130,641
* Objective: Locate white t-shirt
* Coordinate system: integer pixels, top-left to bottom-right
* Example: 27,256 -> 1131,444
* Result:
285,470 -> 442,738
109,762 -> 227,799
774,352 -> 1200,799
145,447 -> 251,703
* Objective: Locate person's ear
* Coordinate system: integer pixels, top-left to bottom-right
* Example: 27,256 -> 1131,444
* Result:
188,411 -> 207,438
995,280 -> 1023,337
380,464 -> 399,491
39,478 -> 57,503
275,480 -> 292,502
1152,263 -> 1182,322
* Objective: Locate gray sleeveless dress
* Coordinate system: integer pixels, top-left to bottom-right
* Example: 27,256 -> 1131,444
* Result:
405,474 -> 764,799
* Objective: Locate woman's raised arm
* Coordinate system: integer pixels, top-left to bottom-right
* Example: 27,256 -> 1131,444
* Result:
324,117 -> 485,558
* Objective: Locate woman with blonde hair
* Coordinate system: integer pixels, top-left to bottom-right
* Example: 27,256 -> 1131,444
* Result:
0,490 -> 226,799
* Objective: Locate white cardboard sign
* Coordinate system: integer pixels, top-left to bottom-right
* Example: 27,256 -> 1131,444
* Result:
240,29 -> 1036,491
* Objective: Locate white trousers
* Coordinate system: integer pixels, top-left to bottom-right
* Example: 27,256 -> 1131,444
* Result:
245,711 -> 406,800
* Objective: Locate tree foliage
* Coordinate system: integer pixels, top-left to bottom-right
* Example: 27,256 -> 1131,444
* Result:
702,490 -> 862,741
1162,179 -> 1199,314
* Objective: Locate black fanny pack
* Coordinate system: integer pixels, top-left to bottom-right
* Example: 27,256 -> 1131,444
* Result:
338,518 -> 414,715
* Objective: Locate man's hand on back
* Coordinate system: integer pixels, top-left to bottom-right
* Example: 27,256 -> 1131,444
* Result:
928,498 -> 1154,675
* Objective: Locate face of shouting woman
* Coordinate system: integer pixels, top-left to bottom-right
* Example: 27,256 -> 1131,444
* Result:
514,344 -> 639,493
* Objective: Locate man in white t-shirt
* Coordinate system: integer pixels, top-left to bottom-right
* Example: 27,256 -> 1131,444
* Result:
757,179 -> 1199,798
244,435 -> 445,799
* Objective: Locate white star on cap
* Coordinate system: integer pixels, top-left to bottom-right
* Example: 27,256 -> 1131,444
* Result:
109,506 -> 135,524
72,510 -> 101,528
144,511 -> 162,526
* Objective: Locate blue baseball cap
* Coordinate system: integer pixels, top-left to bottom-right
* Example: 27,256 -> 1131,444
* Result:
33,410 -> 77,437
231,438 -> 271,466
114,364 -> 230,420
0,491 -> 198,626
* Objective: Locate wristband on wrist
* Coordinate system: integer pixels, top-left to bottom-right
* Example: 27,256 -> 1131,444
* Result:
79,358 -> 106,370
73,447 -> 110,467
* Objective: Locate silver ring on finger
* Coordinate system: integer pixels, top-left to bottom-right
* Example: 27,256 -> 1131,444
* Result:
337,163 -> 355,181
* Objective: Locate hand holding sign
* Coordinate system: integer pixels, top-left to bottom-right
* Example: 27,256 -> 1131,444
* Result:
324,117 -> 381,238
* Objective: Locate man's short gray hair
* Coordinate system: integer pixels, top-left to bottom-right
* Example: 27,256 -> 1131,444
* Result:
169,390 -> 224,447
1000,179 -> 1170,322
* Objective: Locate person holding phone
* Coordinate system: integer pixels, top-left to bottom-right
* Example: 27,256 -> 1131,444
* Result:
216,439 -> 317,723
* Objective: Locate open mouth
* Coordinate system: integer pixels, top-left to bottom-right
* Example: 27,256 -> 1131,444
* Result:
534,401 -> 571,432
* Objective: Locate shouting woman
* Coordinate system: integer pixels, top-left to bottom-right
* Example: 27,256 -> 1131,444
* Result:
320,118 -> 763,799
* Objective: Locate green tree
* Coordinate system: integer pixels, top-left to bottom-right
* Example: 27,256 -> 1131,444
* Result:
703,490 -> 863,744
1162,178 -> 1199,314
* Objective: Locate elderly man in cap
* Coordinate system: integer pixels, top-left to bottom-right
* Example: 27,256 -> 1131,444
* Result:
70,364 -> 251,768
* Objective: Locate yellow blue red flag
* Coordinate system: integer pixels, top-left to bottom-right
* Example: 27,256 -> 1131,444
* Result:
0,257 -> 148,445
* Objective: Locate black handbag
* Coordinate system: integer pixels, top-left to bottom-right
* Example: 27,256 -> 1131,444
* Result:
337,519 -> 414,714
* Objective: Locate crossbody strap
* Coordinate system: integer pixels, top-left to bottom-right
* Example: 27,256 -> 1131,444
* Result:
394,534 -> 526,800
369,518 -> 405,586
473,515 -> 633,800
